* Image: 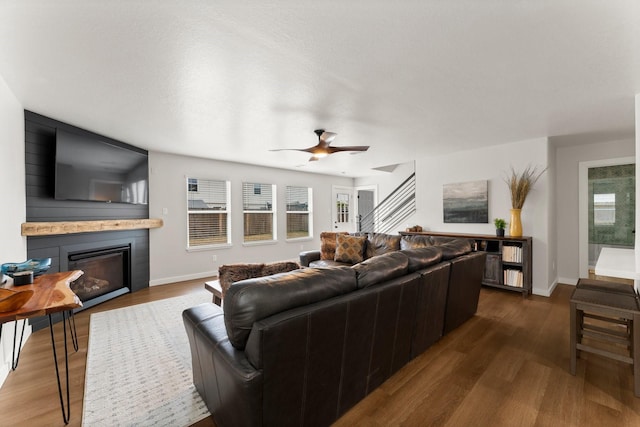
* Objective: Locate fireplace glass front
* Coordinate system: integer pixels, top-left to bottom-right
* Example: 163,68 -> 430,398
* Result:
68,245 -> 131,303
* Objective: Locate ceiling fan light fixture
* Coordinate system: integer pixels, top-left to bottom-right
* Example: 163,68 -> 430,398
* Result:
311,151 -> 329,159
270,129 -> 369,162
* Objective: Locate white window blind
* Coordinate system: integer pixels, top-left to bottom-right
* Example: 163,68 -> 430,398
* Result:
187,178 -> 230,247
286,186 -> 312,239
243,182 -> 276,242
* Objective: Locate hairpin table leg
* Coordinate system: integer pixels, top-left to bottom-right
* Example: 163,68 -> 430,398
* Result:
68,311 -> 79,352
49,311 -> 71,424
11,319 -> 27,370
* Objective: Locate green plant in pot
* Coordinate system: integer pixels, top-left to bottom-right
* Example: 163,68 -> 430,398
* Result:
494,218 -> 507,237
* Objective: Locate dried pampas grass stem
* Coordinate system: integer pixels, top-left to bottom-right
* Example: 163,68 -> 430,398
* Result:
505,165 -> 546,209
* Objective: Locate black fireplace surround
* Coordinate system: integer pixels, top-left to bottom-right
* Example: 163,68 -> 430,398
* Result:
24,111 -> 150,330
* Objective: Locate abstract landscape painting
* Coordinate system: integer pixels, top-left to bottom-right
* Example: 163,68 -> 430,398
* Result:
443,180 -> 488,223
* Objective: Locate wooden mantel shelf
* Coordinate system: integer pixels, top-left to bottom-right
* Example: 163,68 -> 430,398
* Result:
21,218 -> 163,237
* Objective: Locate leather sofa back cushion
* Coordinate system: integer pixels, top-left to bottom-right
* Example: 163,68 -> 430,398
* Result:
352,251 -> 409,289
224,267 -> 357,349
366,233 -> 401,258
439,239 -> 473,260
401,246 -> 443,272
334,234 -> 367,264
320,231 -> 349,260
400,234 -> 434,250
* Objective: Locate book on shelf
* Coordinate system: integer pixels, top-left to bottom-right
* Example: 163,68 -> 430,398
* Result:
503,269 -> 523,287
502,245 -> 523,263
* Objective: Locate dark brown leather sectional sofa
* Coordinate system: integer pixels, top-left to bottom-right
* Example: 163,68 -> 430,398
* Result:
183,234 -> 485,427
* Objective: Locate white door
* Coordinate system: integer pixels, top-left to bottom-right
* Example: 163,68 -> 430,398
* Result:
332,186 -> 355,232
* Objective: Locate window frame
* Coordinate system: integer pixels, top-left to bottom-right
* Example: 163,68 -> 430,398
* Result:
285,185 -> 313,241
242,182 -> 277,244
186,177 -> 232,250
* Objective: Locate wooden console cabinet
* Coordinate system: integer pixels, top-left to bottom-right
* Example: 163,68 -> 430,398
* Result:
400,231 -> 533,297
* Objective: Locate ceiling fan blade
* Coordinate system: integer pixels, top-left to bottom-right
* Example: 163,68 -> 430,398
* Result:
327,145 -> 370,153
319,131 -> 337,145
269,147 -> 316,154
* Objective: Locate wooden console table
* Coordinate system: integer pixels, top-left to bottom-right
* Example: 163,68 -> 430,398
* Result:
0,270 -> 83,424
400,231 -> 533,296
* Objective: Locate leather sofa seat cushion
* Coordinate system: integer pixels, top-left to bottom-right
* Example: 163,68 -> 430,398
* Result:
320,231 -> 349,260
401,247 -> 443,272
400,234 -> 434,250
352,251 -> 409,289
366,233 -> 401,258
334,234 -> 367,264
439,239 -> 473,260
224,267 -> 357,349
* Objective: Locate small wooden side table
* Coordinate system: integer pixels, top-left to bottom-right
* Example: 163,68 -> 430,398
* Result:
204,280 -> 222,306
0,270 -> 83,424
570,282 -> 640,397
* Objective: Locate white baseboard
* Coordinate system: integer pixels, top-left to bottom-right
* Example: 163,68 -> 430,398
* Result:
149,270 -> 218,286
557,277 -> 578,286
533,281 -> 555,297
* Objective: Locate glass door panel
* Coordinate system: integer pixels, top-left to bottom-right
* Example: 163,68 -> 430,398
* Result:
588,163 -> 635,267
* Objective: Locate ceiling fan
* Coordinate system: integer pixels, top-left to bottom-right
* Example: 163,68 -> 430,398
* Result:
271,129 -> 370,161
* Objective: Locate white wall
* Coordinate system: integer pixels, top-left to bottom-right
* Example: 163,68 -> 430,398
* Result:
0,74 -> 28,386
148,152 -> 353,285
555,138 -> 635,284
410,138 -> 552,296
547,143 -> 558,290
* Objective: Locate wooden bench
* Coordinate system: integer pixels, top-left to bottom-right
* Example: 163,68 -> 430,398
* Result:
570,278 -> 640,397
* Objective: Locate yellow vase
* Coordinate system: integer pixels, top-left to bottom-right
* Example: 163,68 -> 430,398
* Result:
509,209 -> 522,237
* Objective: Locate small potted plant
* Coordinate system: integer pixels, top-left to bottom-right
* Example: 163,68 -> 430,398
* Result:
494,218 -> 506,237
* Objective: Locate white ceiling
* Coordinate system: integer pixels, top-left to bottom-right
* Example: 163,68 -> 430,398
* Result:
1,1 -> 639,177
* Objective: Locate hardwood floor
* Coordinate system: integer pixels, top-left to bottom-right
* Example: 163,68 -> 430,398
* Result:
0,278 -> 216,427
0,281 -> 639,426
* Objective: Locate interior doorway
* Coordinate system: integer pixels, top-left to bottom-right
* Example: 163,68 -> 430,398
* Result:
356,186 -> 377,232
579,157 -> 635,277
332,186 -> 355,232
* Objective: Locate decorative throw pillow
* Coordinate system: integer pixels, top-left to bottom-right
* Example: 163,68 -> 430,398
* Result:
334,234 -> 366,264
320,231 -> 348,260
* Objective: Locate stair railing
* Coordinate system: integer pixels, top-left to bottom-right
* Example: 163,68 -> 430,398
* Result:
358,172 -> 416,234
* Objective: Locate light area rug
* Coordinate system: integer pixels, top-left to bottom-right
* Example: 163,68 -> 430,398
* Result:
82,291 -> 212,427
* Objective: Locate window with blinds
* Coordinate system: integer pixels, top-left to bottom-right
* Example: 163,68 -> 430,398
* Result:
187,178 -> 230,247
243,182 -> 276,242
286,186 -> 312,239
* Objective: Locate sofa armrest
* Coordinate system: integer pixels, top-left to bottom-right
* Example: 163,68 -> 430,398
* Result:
183,303 -> 263,427
299,250 -> 321,267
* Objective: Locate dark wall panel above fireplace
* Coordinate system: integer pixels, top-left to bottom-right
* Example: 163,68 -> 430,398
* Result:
24,111 -> 151,329
24,111 -> 148,222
